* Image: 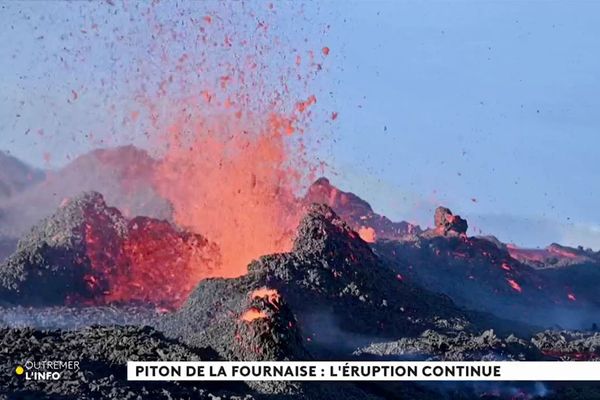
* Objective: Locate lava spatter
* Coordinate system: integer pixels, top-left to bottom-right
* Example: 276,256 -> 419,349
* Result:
140,3 -> 330,280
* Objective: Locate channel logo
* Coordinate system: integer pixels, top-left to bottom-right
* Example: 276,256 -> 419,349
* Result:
15,361 -> 80,381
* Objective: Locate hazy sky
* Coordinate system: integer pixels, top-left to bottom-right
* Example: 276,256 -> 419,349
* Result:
1,1 -> 599,248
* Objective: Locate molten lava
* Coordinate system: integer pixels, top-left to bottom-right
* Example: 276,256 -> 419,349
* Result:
251,288 -> 281,307
154,112 -> 311,278
358,226 -> 377,243
105,217 -> 219,308
81,213 -> 220,310
58,1 -> 332,308
506,278 -> 523,293
241,307 -> 268,322
500,262 -> 512,271
141,3 -> 328,281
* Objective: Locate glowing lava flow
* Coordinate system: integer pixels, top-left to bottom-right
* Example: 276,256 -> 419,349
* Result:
506,278 -> 523,293
104,217 -> 220,308
358,226 -> 377,243
500,262 -> 512,271
78,207 -> 221,310
241,307 -> 268,322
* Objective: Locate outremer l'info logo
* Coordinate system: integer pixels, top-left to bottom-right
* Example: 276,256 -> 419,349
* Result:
15,360 -> 80,381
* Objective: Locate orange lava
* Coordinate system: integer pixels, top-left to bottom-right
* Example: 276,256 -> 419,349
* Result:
241,307 -> 268,322
154,112 -> 309,278
81,216 -> 220,309
358,226 -> 377,243
296,95 -> 317,113
251,288 -> 281,306
506,278 -> 522,293
71,2 -> 330,308
142,3 -> 326,281
500,262 -> 512,271
106,218 -> 219,308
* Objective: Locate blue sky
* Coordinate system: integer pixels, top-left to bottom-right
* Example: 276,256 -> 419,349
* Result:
1,1 -> 599,248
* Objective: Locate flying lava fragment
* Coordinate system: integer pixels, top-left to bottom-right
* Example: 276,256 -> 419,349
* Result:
506,278 -> 522,293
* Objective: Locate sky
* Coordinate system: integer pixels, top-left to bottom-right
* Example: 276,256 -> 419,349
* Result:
1,1 -> 599,248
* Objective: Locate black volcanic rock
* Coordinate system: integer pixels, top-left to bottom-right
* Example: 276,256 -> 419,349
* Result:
1,316 -> 576,400
354,329 -> 542,361
0,305 -> 161,330
292,203 -> 380,265
373,205 -> 600,329
163,204 -> 473,359
159,204 -> 478,397
419,206 -> 469,238
174,284 -> 309,363
302,180 -> 600,328
0,325 -> 256,400
374,234 -> 569,327
0,192 -> 127,305
163,284 -> 319,397
303,177 -> 421,240
0,321 -> 386,400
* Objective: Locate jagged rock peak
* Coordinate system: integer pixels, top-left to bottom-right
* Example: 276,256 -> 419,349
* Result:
292,203 -> 376,264
434,206 -> 468,236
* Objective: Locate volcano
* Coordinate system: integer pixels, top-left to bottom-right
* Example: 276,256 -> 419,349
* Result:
373,206 -> 600,329
0,191 -> 219,309
2,196 -> 600,399
301,178 -> 600,329
0,325 -> 260,400
2,153 -> 600,398
160,204 -> 475,359
2,166 -> 600,330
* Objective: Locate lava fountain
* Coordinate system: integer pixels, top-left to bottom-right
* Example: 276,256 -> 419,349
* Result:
138,3 -> 329,279
154,108 -> 315,278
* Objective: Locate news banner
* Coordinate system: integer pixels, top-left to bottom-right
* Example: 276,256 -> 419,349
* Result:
128,361 -> 600,381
